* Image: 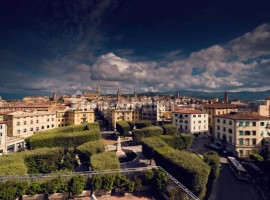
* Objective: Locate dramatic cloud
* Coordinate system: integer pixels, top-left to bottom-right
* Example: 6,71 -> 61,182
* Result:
86,24 -> 270,94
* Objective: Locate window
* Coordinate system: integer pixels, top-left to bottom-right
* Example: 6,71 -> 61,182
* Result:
245,131 -> 251,136
193,115 -> 196,118
245,139 -> 250,146
217,125 -> 220,130
239,131 -> 243,136
23,121 -> 26,125
30,120 -> 33,124
229,120 -> 232,125
239,139 -> 243,145
245,122 -> 250,127
185,115 -> 188,117
194,126 -> 196,130
30,128 -> 33,131
47,118 -> 49,122
198,121 -> 201,123
17,122 -> 20,126
217,132 -> 220,139
36,120 -> 39,123
23,129 -> 26,133
42,126 -> 44,130
261,131 -> 264,136
52,124 -> 54,128
223,120 -> 226,124
47,125 -> 49,128
239,122 -> 243,126
17,130 -> 20,134
239,150 -> 243,155
260,122 -> 265,126
217,119 -> 220,123
185,120 -> 188,124
252,122 -> 256,127
252,131 -> 256,136
193,121 -> 196,124
223,127 -> 226,132
252,139 -> 256,145
229,136 -> 232,143
228,128 -> 232,134
36,127 -> 39,131
198,115 -> 201,117
52,118 -> 54,121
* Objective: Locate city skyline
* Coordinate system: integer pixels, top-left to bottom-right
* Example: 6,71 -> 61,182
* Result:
1,0 -> 270,97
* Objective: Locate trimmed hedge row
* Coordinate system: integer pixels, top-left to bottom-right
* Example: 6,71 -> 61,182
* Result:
162,124 -> 177,135
134,120 -> 151,129
116,121 -> 130,136
76,140 -> 105,164
0,155 -> 27,176
159,134 -> 193,150
203,151 -> 220,180
90,152 -> 120,171
141,137 -> 210,199
26,123 -> 100,149
133,126 -> 163,142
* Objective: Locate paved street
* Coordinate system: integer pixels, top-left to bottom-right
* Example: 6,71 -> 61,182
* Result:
216,158 -> 261,200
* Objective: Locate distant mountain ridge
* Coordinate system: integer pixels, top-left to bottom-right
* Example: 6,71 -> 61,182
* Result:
134,90 -> 270,102
1,90 -> 270,101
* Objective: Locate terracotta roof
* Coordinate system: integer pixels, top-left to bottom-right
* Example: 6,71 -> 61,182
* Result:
216,112 -> 270,120
203,103 -> 238,109
173,109 -> 207,114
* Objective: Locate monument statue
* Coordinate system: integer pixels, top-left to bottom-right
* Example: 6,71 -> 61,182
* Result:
116,136 -> 127,158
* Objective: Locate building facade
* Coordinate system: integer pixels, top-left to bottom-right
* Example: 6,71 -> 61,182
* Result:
6,111 -> 56,138
214,112 -> 270,158
112,110 -> 133,129
203,103 -> 238,133
172,110 -> 209,138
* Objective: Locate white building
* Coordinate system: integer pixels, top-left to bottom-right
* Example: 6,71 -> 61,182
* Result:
172,110 -> 209,138
0,121 -> 25,155
6,111 -> 56,138
214,112 -> 270,158
141,101 -> 166,121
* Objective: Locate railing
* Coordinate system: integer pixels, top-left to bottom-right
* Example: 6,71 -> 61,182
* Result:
0,166 -> 199,200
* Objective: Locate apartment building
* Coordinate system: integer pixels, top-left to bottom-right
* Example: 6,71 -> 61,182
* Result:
0,122 -> 7,154
132,109 -> 141,122
141,102 -> 166,121
172,110 -> 209,138
0,104 -> 51,112
67,109 -> 95,125
214,112 -> 270,158
238,98 -> 270,117
112,109 -> 133,129
6,111 -> 56,138
0,121 -> 25,155
203,103 -> 238,133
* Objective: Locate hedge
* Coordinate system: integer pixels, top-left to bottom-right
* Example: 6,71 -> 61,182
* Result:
77,140 -> 105,164
135,120 -> 151,129
141,137 -> 210,199
26,123 -> 100,149
116,121 -> 130,136
23,148 -> 66,174
203,151 -> 220,180
162,124 -> 177,135
159,134 -> 193,150
90,152 -> 120,171
0,154 -> 27,176
133,126 -> 163,142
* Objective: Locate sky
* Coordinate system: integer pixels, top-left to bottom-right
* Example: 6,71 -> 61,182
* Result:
1,0 -> 270,98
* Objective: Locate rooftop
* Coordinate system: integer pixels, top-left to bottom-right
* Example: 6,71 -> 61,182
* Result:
217,112 -> 270,120
203,103 -> 238,109
173,109 -> 207,114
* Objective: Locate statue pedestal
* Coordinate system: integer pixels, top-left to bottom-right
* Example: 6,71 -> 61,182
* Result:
116,136 -> 127,158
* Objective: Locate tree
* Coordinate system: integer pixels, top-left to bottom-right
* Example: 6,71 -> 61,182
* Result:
69,175 -> 86,195
153,169 -> 169,193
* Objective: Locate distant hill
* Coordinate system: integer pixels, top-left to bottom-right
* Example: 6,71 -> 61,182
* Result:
1,90 -> 270,101
133,90 -> 270,102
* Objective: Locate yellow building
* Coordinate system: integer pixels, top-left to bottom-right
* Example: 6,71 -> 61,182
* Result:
132,110 -> 141,122
112,110 -> 133,129
56,110 -> 69,128
203,103 -> 238,133
68,109 -> 95,125
214,112 -> 270,158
